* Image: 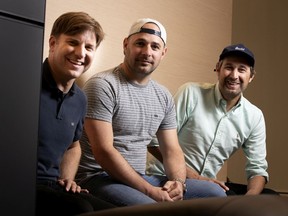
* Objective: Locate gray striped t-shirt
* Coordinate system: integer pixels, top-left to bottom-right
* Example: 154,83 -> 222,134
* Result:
77,65 -> 176,182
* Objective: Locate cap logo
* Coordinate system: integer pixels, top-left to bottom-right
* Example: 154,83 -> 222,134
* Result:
235,46 -> 245,51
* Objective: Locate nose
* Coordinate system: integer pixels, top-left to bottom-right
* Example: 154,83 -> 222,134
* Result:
230,69 -> 239,79
141,45 -> 152,56
75,44 -> 86,59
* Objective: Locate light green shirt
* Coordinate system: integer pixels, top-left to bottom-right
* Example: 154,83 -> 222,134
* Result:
147,82 -> 268,181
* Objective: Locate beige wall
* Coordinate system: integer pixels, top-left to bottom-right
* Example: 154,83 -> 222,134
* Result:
44,0 -> 232,94
44,0 -> 232,180
227,0 -> 288,193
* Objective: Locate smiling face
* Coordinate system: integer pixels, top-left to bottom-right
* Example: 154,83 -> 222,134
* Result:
122,23 -> 167,84
48,30 -> 97,84
216,56 -> 254,102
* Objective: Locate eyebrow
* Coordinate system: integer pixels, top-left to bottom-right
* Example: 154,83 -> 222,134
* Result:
135,37 -> 161,46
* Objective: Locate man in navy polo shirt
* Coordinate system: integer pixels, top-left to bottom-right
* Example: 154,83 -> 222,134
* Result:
36,12 -> 114,215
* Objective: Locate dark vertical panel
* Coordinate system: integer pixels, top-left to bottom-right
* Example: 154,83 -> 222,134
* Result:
0,0 -> 45,22
0,0 -> 45,214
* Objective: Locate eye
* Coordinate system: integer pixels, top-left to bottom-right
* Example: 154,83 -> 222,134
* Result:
224,65 -> 233,71
85,45 -> 95,52
238,67 -> 248,73
151,44 -> 160,50
67,40 -> 78,46
135,41 -> 145,47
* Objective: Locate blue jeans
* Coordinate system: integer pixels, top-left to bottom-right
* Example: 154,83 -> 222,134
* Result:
80,172 -> 226,207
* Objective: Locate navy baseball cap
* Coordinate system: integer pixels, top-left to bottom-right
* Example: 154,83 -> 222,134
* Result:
219,44 -> 255,67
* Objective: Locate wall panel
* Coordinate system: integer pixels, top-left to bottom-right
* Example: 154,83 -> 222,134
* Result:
229,0 -> 288,193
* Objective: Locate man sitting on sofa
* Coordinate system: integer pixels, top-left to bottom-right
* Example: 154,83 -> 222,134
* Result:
147,43 -> 278,195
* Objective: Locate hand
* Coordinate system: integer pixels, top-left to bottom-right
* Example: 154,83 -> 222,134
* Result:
162,180 -> 184,201
199,177 -> 229,192
57,179 -> 89,193
147,186 -> 174,202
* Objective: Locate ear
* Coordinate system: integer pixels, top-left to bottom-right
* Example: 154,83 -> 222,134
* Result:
123,37 -> 128,55
215,62 -> 220,72
249,74 -> 255,83
160,46 -> 168,59
49,35 -> 56,52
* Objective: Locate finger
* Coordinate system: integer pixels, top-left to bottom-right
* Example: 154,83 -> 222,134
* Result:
75,185 -> 82,193
80,188 -> 89,193
168,190 -> 183,201
162,181 -> 176,192
57,179 -> 65,186
221,183 -> 230,191
66,181 -> 79,192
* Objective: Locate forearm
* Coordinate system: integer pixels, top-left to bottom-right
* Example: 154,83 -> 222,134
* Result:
97,148 -> 154,195
149,145 -> 186,181
162,151 -> 186,181
246,175 -> 266,195
157,130 -> 186,181
59,141 -> 81,180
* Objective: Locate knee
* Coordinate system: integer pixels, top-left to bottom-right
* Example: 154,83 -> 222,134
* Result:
205,182 -> 227,197
185,179 -> 227,198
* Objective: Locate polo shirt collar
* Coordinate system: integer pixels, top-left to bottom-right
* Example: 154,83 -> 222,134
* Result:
43,58 -> 77,96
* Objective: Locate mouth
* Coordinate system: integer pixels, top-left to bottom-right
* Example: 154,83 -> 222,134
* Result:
68,58 -> 84,66
225,80 -> 240,89
137,57 -> 152,64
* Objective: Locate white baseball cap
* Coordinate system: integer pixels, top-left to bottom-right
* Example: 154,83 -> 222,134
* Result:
128,18 -> 167,45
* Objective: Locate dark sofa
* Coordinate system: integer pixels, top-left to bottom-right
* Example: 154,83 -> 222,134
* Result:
80,195 -> 288,216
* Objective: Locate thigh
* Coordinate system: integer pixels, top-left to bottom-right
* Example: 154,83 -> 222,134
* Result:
184,179 -> 227,199
81,174 -> 156,207
36,185 -> 95,216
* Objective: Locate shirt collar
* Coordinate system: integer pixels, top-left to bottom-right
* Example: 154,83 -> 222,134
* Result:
43,58 -> 77,95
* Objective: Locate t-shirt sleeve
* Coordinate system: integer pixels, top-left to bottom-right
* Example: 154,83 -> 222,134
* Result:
83,77 -> 115,123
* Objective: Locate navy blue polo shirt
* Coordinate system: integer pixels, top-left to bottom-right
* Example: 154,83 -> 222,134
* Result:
37,59 -> 87,181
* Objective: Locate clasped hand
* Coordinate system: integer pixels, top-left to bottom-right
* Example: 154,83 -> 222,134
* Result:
150,180 -> 184,202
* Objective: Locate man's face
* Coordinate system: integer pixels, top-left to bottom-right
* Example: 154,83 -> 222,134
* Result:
48,30 -> 97,80
123,23 -> 167,83
217,56 -> 254,101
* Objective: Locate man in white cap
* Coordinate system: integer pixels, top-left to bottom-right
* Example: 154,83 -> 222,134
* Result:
76,18 -> 226,207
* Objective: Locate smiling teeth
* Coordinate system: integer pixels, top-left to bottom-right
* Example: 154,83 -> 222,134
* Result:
70,59 -> 83,65
227,81 -> 239,85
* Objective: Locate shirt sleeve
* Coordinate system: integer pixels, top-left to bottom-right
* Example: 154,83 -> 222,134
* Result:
174,82 -> 196,133
83,77 -> 115,122
242,110 -> 269,181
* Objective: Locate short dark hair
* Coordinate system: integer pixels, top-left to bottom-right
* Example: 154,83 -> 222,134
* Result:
51,12 -> 104,48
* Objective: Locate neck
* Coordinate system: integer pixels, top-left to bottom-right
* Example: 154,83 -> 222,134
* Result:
120,63 -> 150,85
225,96 -> 240,111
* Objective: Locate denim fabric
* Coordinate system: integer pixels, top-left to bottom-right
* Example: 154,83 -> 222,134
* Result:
81,172 -> 226,207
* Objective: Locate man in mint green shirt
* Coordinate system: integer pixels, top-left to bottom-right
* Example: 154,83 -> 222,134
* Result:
147,44 -> 278,195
